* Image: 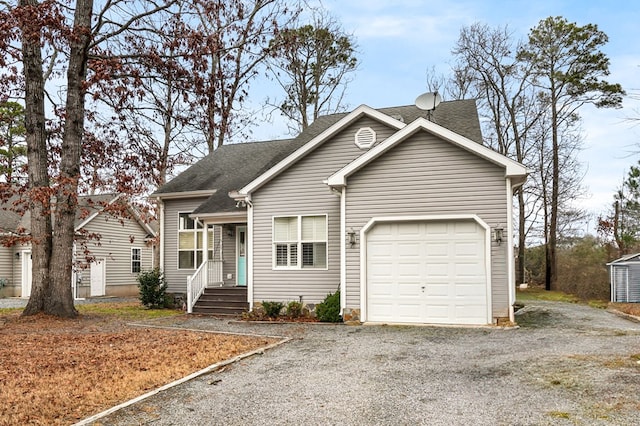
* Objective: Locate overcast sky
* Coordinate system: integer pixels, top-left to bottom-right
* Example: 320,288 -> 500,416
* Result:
259,0 -> 640,233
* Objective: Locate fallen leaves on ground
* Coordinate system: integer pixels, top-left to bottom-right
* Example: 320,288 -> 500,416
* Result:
0,305 -> 275,425
610,302 -> 640,317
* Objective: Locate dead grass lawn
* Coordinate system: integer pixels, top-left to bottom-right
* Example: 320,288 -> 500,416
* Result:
0,302 -> 276,425
610,302 -> 640,317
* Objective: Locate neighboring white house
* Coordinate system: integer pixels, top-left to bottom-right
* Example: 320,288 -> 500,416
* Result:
153,100 -> 528,325
0,193 -> 156,298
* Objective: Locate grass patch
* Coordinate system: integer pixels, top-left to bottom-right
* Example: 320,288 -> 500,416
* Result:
0,301 -> 277,425
76,301 -> 183,320
516,287 -> 579,303
0,307 -> 21,315
548,411 -> 572,419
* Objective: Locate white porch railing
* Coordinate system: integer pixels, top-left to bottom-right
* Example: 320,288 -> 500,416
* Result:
186,260 -> 224,313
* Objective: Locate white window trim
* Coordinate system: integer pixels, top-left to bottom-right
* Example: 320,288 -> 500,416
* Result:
131,247 -> 142,274
272,214 -> 328,270
177,211 -> 204,270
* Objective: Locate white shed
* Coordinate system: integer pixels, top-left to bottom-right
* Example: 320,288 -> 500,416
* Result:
607,253 -> 640,303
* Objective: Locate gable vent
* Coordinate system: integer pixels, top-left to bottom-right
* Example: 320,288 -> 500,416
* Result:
355,127 -> 376,150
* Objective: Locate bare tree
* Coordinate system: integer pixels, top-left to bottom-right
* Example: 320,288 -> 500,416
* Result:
518,16 -> 624,290
451,23 -> 544,284
1,0 -> 174,317
267,10 -> 357,132
186,0 -> 300,151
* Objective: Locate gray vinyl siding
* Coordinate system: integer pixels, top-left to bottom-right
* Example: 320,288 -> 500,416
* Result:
76,211 -> 154,297
252,117 -> 399,303
162,197 -> 210,293
344,131 -> 510,318
0,245 -> 14,296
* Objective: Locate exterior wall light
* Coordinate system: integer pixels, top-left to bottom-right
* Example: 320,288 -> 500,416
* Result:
347,228 -> 357,248
493,226 -> 504,245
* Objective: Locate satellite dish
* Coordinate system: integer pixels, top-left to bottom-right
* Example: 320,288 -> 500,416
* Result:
415,91 -> 442,111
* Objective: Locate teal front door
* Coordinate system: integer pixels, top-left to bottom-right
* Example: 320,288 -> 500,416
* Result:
237,226 -> 247,286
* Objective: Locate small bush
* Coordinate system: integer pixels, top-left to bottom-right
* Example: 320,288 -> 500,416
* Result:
137,268 -> 168,309
316,290 -> 341,322
262,301 -> 284,318
286,300 -> 303,318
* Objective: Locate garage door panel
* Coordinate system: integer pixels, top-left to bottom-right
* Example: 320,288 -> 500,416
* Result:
424,283 -> 449,297
424,305 -> 450,321
397,242 -> 420,256
397,222 -> 420,236
369,241 -> 394,255
454,305 -> 487,322
426,262 -> 449,277
455,262 -> 484,276
455,241 -> 480,256
397,282 -> 420,296
367,220 -> 488,325
425,222 -> 448,235
455,283 -> 486,297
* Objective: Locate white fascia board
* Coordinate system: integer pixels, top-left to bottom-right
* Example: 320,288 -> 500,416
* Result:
238,105 -> 406,196
150,189 -> 216,200
328,118 -> 529,187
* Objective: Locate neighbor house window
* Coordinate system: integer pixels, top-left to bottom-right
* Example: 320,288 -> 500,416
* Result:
273,215 -> 327,269
131,248 -> 142,273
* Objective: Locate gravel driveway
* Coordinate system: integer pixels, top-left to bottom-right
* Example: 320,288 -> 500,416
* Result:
89,301 -> 640,426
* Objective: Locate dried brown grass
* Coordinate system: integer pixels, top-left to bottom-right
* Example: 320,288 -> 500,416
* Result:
0,307 -> 275,425
610,302 -> 640,317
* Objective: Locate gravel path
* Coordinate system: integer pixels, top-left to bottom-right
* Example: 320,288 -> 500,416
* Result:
84,301 -> 640,425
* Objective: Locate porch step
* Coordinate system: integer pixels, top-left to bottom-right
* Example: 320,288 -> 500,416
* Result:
192,287 -> 249,315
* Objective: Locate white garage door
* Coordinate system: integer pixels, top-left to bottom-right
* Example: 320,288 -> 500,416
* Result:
366,220 -> 488,325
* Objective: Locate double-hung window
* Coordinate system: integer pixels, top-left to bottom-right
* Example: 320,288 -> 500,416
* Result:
273,215 -> 327,269
131,248 -> 142,273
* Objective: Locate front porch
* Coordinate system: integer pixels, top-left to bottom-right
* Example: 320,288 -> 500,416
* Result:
186,259 -> 249,314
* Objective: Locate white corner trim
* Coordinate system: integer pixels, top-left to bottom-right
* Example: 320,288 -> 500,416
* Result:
328,118 -> 528,187
340,186 -> 346,314
507,178 -> 516,322
359,214 -> 493,324
247,202 -> 254,310
238,105 -> 406,196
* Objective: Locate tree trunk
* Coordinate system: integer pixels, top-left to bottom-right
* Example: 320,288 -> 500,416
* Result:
547,94 -> 559,291
46,0 -> 94,318
20,0 -> 53,316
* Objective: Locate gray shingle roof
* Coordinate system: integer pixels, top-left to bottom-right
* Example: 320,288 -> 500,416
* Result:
154,99 -> 483,215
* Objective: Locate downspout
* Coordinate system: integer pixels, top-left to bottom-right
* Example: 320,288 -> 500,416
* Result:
507,178 -> 518,323
246,195 -> 254,309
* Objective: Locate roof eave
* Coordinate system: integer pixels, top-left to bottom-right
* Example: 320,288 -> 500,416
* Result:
151,189 -> 217,200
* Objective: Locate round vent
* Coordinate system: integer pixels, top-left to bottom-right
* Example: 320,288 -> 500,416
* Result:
355,127 -> 376,150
